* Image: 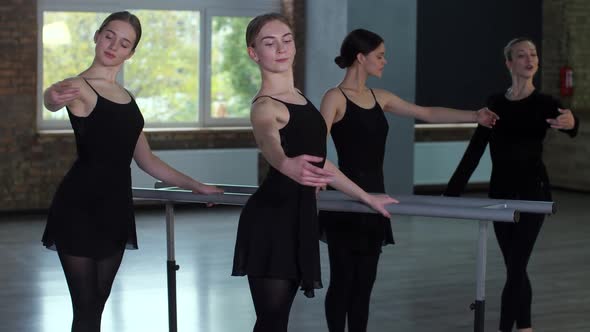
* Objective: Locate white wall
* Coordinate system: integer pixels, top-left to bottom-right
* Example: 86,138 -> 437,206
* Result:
347,0 -> 417,195
414,142 -> 491,185
132,144 -> 490,190
131,148 -> 258,188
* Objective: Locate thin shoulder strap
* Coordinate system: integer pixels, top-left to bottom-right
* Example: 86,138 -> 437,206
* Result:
296,90 -> 311,103
252,95 -> 274,104
124,88 -> 135,101
81,78 -> 100,96
369,88 -> 378,102
253,92 -> 309,106
252,95 -> 294,106
337,87 -> 349,100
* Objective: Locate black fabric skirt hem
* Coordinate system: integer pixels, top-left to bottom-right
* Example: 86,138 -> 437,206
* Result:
231,270 -> 323,298
42,240 -> 137,259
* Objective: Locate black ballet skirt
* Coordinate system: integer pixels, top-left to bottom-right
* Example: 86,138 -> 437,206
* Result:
232,95 -> 327,298
319,88 -> 394,255
42,80 -> 144,258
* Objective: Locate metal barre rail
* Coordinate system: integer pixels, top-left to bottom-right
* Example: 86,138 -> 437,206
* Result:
319,191 -> 555,215
133,187 -> 519,222
137,183 -> 556,332
154,182 -> 555,216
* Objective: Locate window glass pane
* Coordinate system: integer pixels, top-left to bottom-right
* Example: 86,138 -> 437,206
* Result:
42,12 -> 107,121
211,16 -> 259,119
126,10 -> 200,124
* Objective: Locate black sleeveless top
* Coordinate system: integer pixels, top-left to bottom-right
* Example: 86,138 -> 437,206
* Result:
43,79 -> 145,258
319,88 -> 394,254
232,94 -> 327,298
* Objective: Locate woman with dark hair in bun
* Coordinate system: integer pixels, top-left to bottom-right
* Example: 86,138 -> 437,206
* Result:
318,28 -> 499,332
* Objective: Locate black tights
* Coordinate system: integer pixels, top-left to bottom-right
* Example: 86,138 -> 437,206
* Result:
324,244 -> 380,332
248,277 -> 298,332
58,250 -> 124,332
494,213 -> 544,332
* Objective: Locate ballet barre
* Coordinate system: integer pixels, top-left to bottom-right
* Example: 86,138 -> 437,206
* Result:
133,184 -> 555,332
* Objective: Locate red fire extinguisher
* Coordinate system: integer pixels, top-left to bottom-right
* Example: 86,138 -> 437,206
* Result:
560,65 -> 574,97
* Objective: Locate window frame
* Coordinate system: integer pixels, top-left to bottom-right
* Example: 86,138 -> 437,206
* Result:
37,0 -> 279,131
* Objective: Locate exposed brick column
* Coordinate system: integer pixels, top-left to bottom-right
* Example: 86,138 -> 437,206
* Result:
0,0 -> 65,211
543,0 -> 590,191
281,0 -> 306,92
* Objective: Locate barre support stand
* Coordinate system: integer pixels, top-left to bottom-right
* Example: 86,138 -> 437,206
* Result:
166,203 -> 179,332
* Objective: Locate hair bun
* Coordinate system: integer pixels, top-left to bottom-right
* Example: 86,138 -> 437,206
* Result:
334,55 -> 347,68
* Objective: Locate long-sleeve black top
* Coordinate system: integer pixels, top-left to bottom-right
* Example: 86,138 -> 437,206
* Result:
445,90 -> 579,201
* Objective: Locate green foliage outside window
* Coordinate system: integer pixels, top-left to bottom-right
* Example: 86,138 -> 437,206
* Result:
43,12 -> 106,121
126,10 -> 200,123
211,16 -> 260,119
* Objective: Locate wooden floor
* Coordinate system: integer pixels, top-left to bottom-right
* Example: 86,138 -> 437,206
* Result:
1,190 -> 589,332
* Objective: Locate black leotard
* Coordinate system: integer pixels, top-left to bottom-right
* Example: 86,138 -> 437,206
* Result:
43,79 -> 144,258
232,94 -> 327,298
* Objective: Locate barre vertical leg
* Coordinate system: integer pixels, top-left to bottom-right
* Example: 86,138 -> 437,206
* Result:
471,220 -> 488,332
166,203 -> 179,332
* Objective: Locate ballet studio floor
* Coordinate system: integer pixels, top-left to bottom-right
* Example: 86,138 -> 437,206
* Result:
0,189 -> 589,332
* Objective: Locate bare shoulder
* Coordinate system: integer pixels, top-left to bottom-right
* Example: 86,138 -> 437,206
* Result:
67,76 -> 97,97
323,87 -> 345,100
252,95 -> 281,113
68,76 -> 98,116
59,76 -> 85,89
251,96 -> 289,126
82,77 -> 136,104
371,88 -> 393,99
372,88 -> 399,105
321,87 -> 346,108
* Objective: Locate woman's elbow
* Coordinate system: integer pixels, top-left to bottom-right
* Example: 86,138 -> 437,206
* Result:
133,153 -> 156,173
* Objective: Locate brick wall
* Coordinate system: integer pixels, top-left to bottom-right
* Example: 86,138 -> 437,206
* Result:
542,0 -> 590,191
0,2 -> 255,211
1,0 -> 44,211
281,0 -> 306,91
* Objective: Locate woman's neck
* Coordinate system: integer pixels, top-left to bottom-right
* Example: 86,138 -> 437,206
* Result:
339,65 -> 369,92
82,63 -> 121,83
507,77 -> 535,100
259,70 -> 297,96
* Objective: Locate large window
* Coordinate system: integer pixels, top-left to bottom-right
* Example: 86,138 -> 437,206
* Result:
38,1 -> 278,130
